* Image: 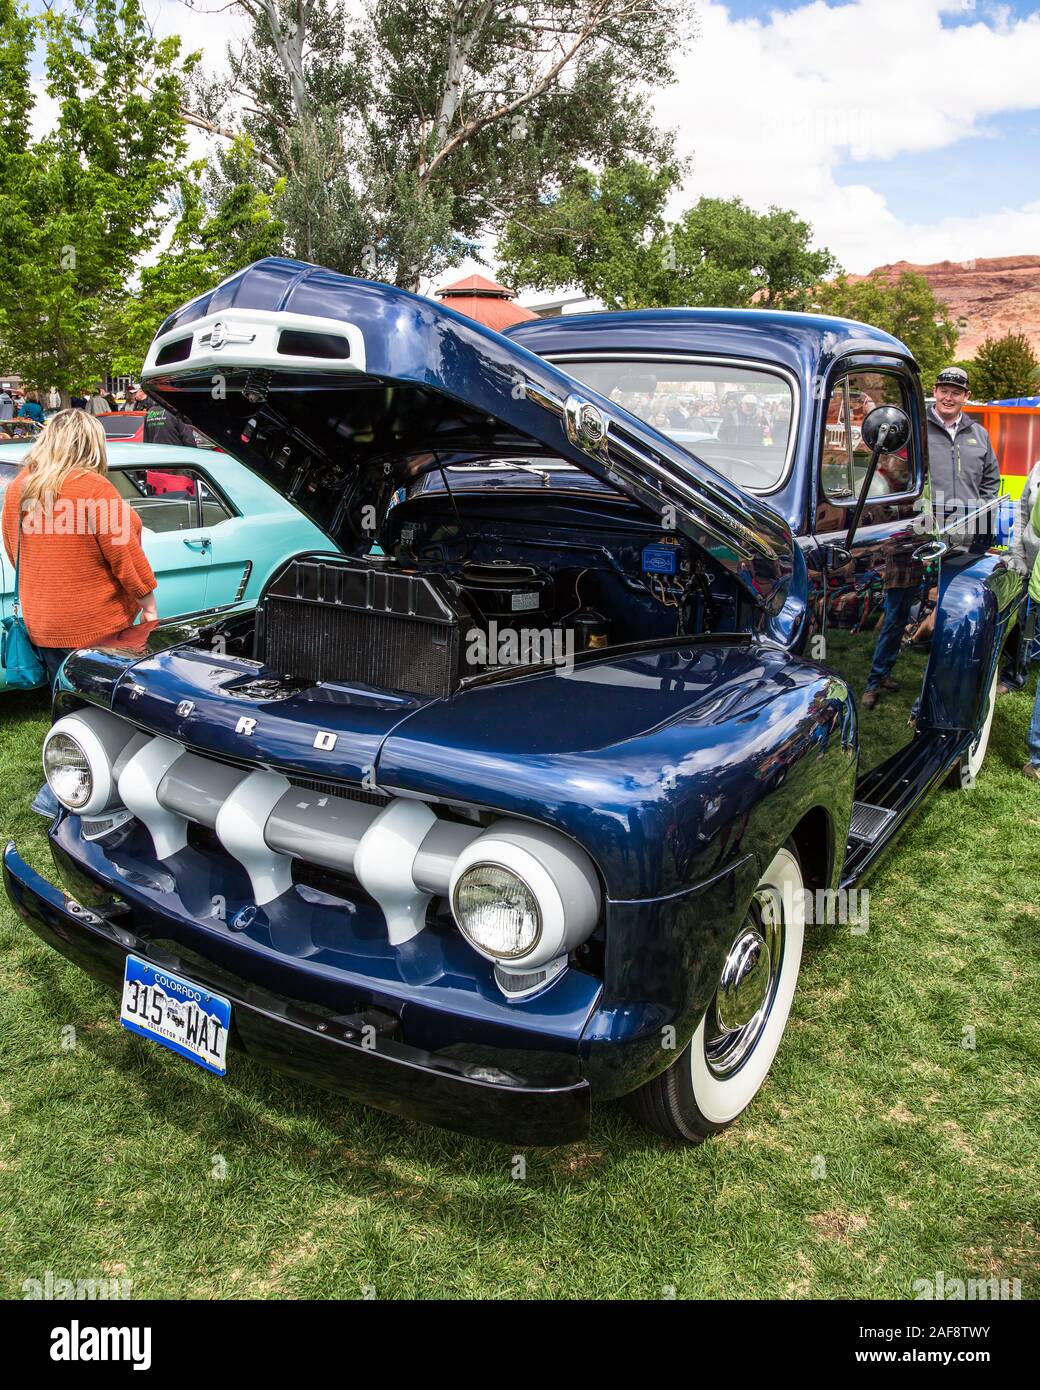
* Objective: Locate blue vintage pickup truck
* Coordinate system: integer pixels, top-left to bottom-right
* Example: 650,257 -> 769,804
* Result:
2,258 -> 1023,1144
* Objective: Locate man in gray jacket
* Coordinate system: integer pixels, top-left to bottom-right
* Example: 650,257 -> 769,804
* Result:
926,366 -> 1001,545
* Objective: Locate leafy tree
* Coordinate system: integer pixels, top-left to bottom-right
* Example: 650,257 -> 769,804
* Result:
967,331 -> 1040,402
0,0 -> 196,396
0,0 -> 33,182
182,0 -> 692,286
496,163 -> 838,309
666,198 -> 837,309
495,160 -> 677,308
811,272 -> 960,387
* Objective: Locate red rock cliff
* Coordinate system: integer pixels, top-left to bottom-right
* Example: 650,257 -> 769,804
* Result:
856,255 -> 1040,358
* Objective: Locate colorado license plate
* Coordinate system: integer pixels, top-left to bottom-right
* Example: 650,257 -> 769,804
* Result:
120,955 -> 231,1076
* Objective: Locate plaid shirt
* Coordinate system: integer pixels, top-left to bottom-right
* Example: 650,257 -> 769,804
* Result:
877,547 -> 924,592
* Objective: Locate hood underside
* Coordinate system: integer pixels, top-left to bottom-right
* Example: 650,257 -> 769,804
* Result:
142,258 -> 794,612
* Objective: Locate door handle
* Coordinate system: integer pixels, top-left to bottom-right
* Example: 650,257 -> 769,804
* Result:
183,537 -> 211,553
912,539 -> 947,563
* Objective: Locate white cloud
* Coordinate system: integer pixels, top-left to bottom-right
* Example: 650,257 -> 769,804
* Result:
657,0 -> 1040,270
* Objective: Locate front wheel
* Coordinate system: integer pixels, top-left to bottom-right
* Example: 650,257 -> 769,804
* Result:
625,844 -> 806,1143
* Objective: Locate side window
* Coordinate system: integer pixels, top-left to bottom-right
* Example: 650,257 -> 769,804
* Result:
112,468 -> 233,533
822,372 -> 913,503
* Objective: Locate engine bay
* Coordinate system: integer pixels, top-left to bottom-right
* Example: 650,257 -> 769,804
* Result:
253,479 -> 749,697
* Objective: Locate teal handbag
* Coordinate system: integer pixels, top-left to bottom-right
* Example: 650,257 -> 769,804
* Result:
1,521 -> 46,688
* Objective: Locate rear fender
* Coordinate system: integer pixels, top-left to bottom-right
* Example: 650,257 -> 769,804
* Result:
924,555 -> 1022,732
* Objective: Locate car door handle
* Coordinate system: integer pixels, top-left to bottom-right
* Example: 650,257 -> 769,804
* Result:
183,537 -> 211,552
912,539 -> 947,563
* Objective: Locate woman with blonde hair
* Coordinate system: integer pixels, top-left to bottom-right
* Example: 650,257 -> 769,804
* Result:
1,409 -> 157,685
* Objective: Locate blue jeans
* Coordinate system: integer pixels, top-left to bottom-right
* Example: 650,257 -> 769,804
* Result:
867,586 -> 916,690
38,646 -> 70,689
1028,679 -> 1040,768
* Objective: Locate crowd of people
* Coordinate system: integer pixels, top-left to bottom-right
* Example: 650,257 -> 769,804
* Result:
0,381 -> 149,420
0,387 -> 46,424
0,379 -> 194,447
608,385 -> 793,447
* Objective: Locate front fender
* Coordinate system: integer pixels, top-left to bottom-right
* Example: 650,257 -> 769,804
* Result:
583,853 -> 762,1098
51,606 -> 257,719
379,639 -> 856,901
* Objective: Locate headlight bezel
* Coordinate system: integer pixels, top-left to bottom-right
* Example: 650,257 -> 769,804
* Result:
447,820 -> 600,976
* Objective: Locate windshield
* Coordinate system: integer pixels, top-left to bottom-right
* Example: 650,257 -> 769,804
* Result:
562,358 -> 795,492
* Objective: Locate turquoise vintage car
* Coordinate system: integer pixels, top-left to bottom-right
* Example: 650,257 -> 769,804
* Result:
0,442 -> 335,691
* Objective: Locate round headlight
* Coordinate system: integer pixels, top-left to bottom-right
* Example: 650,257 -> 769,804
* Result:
41,708 -> 138,817
452,863 -> 542,959
44,732 -> 93,810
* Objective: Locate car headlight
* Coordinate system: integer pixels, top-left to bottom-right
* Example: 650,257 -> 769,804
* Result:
452,864 -> 542,959
43,733 -> 93,810
448,819 -> 600,979
42,709 -> 138,816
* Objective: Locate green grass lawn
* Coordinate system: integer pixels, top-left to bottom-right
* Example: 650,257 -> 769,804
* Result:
1,682 -> 1038,1300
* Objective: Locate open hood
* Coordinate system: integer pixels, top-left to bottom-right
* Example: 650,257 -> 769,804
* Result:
142,258 -> 793,612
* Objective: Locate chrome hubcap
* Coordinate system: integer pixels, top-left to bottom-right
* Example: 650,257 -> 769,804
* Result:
715,928 -> 770,1031
706,887 -> 785,1078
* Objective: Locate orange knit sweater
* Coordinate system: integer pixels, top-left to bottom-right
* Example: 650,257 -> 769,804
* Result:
2,469 -> 157,649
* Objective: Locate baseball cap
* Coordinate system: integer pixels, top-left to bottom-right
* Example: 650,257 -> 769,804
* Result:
935,367 -> 969,391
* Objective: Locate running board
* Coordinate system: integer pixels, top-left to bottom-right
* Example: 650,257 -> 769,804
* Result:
847,801 -> 897,845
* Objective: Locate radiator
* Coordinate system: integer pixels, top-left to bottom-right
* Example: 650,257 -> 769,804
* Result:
256,557 -> 473,698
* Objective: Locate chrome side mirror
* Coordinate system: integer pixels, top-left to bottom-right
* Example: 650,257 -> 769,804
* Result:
861,405 -> 911,453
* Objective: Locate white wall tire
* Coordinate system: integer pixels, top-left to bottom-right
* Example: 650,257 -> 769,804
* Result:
950,667 -> 998,788
625,844 -> 806,1143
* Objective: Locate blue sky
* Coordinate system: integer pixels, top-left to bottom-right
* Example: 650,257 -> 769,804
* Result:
834,107 -> 1040,225
722,0 -> 1036,20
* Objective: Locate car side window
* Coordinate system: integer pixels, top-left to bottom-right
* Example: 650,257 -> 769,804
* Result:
113,468 -> 234,533
821,371 -> 913,504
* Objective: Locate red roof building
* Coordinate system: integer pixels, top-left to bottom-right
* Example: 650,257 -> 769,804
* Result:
435,273 -> 537,330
